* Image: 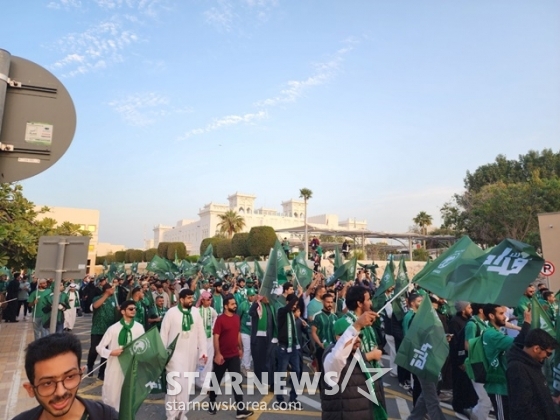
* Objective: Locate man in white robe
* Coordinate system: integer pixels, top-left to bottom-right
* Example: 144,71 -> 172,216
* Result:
96,299 -> 145,411
64,283 -> 80,331
195,290 -> 218,389
161,288 -> 208,420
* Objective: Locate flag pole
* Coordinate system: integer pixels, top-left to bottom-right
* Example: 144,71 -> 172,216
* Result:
377,286 -> 408,314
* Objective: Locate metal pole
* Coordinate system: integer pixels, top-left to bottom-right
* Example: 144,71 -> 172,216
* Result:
304,200 -> 308,261
409,235 -> 413,262
0,49 -> 11,138
49,239 -> 67,333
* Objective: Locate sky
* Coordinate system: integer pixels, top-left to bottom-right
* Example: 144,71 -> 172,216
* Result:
1,0 -> 559,249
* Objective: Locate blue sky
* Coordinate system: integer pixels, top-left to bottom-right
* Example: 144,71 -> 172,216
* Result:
2,0 -> 559,249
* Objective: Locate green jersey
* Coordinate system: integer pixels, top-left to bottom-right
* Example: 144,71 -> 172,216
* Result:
28,289 -> 51,320
402,310 -> 415,336
307,298 -> 323,320
312,310 -> 337,346
149,305 -> 167,330
482,326 -> 513,396
464,315 -> 487,342
238,300 -> 252,335
41,292 -> 69,325
514,295 -> 530,319
91,295 -> 117,335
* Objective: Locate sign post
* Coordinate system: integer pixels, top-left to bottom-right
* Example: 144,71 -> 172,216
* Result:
35,236 -> 90,334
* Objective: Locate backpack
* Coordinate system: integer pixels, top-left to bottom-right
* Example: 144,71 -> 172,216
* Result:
465,331 -> 488,383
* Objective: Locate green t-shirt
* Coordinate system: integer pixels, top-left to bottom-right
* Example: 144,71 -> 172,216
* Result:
312,310 -> 337,346
91,295 -> 117,335
238,300 -> 252,335
482,326 -> 513,396
148,305 -> 167,330
41,292 -> 69,325
28,289 -> 51,320
402,310 -> 415,336
307,298 -> 323,320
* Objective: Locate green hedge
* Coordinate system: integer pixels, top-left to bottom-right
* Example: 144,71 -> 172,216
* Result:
216,238 -> 233,259
144,248 -> 157,261
157,242 -> 169,259
231,232 -> 250,257
200,237 -> 221,257
125,249 -> 144,263
166,242 -> 187,260
185,255 -> 199,263
247,226 -> 277,257
114,251 -> 126,263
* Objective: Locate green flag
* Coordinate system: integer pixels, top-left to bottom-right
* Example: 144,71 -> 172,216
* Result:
333,245 -> 344,271
395,256 -> 409,294
293,251 -> 307,267
273,240 -> 291,285
531,296 -> 556,338
236,261 -> 251,276
253,260 -> 264,280
395,298 -> 449,382
118,328 -> 172,420
146,255 -> 176,280
259,248 -> 277,300
327,256 -> 357,286
292,260 -> 313,289
198,244 -> 214,268
414,237 -> 543,307
375,256 -> 396,297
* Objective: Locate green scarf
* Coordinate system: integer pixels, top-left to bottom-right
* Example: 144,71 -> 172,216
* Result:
178,304 -> 193,332
287,311 -> 300,353
213,294 -> 223,314
200,307 -> 212,338
118,319 -> 134,347
257,303 -> 268,332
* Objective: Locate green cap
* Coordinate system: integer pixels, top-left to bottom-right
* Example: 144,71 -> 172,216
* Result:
247,288 -> 256,297
334,317 -> 351,337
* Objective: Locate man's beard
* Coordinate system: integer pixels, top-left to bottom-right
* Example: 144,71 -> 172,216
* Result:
182,302 -> 192,310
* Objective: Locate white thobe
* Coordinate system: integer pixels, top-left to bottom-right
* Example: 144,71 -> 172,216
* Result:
64,290 -> 80,330
160,306 -> 208,420
96,321 -> 145,411
195,306 -> 218,389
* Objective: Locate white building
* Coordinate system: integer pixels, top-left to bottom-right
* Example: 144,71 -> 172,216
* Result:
97,242 -> 126,256
35,206 -> 100,273
152,192 -> 367,254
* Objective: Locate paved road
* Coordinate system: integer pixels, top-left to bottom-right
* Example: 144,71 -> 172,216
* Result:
75,314 -> 460,420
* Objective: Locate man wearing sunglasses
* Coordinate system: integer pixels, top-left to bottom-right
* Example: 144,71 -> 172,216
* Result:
96,299 -> 145,411
14,333 -> 118,419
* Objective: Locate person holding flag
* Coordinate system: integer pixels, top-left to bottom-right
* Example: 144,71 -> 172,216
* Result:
96,299 -> 145,411
161,288 -> 208,420
27,278 -> 50,340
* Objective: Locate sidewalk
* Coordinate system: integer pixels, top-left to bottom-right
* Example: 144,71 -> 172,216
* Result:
0,318 -> 36,419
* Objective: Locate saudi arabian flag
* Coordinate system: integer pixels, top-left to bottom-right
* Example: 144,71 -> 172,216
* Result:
414,236 -> 544,307
119,329 -> 177,420
531,296 -> 556,338
292,259 -> 313,289
326,256 -> 357,286
259,248 -> 277,300
375,256 -> 396,297
293,251 -> 307,267
146,255 -> 175,280
253,260 -> 264,280
334,245 -> 344,271
236,261 -> 251,276
273,240 -> 291,284
395,256 -> 409,293
198,244 -> 214,268
395,298 -> 449,382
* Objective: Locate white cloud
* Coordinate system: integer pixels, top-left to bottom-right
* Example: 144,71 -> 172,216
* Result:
255,42 -> 355,107
47,0 -> 82,9
51,20 -> 139,77
108,92 -> 191,126
203,0 -> 278,31
204,0 -> 236,32
179,110 -> 267,140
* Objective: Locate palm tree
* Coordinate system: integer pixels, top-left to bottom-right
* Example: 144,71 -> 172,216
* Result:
413,211 -> 433,249
299,188 -> 313,259
217,210 -> 246,239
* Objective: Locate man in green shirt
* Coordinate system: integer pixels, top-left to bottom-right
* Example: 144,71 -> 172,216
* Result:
307,285 -> 326,322
403,293 -> 423,336
482,304 -> 531,420
41,282 -> 69,334
464,303 -> 491,420
147,295 -> 168,330
514,285 -> 535,319
311,293 -> 336,374
239,288 -> 257,375
28,279 -> 50,340
87,283 -> 117,381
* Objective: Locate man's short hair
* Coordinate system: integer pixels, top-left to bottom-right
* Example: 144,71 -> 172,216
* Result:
25,333 -> 81,384
483,304 -> 501,319
407,293 -> 421,305
102,283 -> 113,291
323,293 -> 334,301
120,299 -> 136,311
524,328 -> 558,350
345,286 -> 369,311
223,293 -> 236,307
471,303 -> 484,314
179,288 -> 194,299
282,282 -> 294,292
543,291 -> 554,301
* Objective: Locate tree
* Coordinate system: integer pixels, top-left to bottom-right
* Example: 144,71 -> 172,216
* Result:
216,210 -> 246,239
216,238 -> 233,259
144,248 -> 157,262
299,188 -> 313,258
166,242 -> 187,260
0,183 -> 90,269
200,237 -> 221,257
125,249 -> 144,263
442,149 -> 560,248
413,211 -> 433,249
114,250 -> 126,263
231,232 -> 250,257
247,226 -> 277,257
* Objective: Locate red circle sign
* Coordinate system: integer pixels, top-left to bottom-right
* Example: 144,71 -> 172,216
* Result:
541,261 -> 555,277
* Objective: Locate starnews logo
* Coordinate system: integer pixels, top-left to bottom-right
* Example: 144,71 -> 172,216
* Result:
163,352 -> 391,406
